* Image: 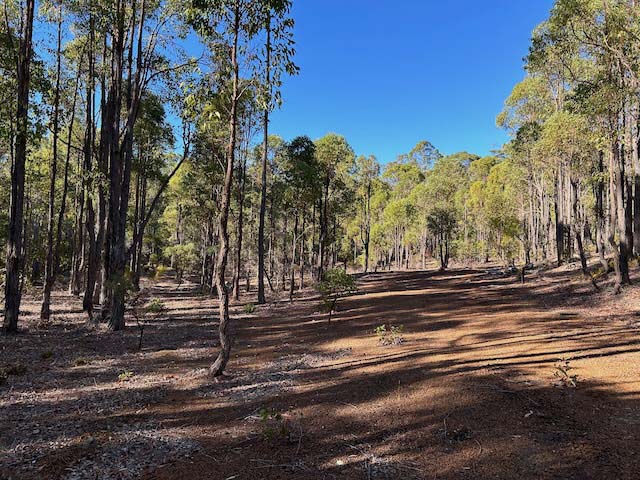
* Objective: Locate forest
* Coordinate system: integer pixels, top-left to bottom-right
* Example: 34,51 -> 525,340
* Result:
3,1 -> 640,479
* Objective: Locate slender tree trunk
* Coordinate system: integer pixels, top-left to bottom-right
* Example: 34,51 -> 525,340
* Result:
608,141 -> 629,292
4,0 -> 35,333
363,182 -> 371,273
210,2 -> 240,377
93,34 -> 108,308
53,65 -> 81,297
40,6 -> 64,320
571,179 -> 598,290
595,151 -> 609,272
70,40 -> 91,297
554,170 -> 564,266
257,11 -> 271,305
317,176 -> 329,280
289,212 -> 298,301
299,212 -> 305,290
232,148 -> 247,300
133,175 -> 147,290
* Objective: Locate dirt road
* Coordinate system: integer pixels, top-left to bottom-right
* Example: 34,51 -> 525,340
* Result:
149,268 -> 640,479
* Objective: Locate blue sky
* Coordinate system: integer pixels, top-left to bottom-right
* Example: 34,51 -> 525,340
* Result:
269,0 -> 556,163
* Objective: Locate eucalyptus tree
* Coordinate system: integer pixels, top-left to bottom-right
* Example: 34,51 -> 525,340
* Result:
98,0 -> 193,330
128,92 -> 177,290
539,0 -> 639,289
40,0 -> 84,320
354,155 -> 380,272
314,133 -> 355,280
283,136 -> 319,298
403,140 -> 442,171
188,0 -> 289,376
256,0 -> 297,305
3,0 -> 35,333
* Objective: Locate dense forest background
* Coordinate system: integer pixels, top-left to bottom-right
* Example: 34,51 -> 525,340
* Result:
3,0 -> 640,375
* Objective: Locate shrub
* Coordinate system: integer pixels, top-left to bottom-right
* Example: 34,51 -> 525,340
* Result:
259,407 -> 289,442
128,295 -> 167,351
243,303 -> 256,314
155,264 -> 168,280
118,371 -> 135,382
375,324 -> 405,346
164,242 -> 198,284
552,358 -> 578,388
318,268 -> 356,323
145,298 -> 166,315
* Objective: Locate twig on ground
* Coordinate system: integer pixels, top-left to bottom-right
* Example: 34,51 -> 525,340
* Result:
295,423 -> 303,456
474,439 -> 483,456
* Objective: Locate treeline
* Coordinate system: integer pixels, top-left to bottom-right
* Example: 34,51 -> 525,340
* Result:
164,0 -> 640,301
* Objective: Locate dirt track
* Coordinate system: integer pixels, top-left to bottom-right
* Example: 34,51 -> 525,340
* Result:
3,267 -> 640,479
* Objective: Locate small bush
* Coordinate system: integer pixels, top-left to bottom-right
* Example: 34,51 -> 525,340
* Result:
259,407 -> 289,442
243,303 -> 256,314
552,358 -> 578,388
118,371 -> 135,382
318,268 -> 356,323
375,324 -> 405,346
40,350 -> 54,360
145,298 -> 166,315
155,264 -> 168,280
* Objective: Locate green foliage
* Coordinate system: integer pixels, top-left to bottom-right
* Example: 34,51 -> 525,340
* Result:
552,358 -> 579,388
243,303 -> 256,314
374,324 -> 405,346
145,299 -> 166,315
318,269 -> 356,298
164,242 -> 198,281
318,269 -> 356,321
118,371 -> 135,382
155,264 -> 169,279
258,407 -> 289,442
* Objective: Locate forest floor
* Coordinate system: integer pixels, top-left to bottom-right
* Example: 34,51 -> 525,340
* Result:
2,262 -> 640,480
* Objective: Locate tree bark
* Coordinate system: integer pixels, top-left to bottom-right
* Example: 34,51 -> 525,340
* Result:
232,146 -> 247,300
4,0 -> 35,333
210,1 -> 240,377
257,11 -> 271,305
41,4 -> 64,320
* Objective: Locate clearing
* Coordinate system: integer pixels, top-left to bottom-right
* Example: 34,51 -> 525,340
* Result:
2,265 -> 640,479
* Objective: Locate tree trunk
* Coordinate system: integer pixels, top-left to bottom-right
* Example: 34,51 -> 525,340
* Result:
289,212 -> 298,301
103,0 -> 127,330
317,176 -> 329,280
257,11 -> 271,305
232,147 -> 247,300
41,5 -> 64,320
595,151 -> 609,272
210,1 -> 240,377
106,0 -> 146,330
4,0 -> 35,333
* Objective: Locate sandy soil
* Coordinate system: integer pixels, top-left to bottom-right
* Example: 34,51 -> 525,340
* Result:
2,263 -> 640,479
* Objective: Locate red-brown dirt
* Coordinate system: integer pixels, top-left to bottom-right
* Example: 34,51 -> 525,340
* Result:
3,264 -> 640,479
